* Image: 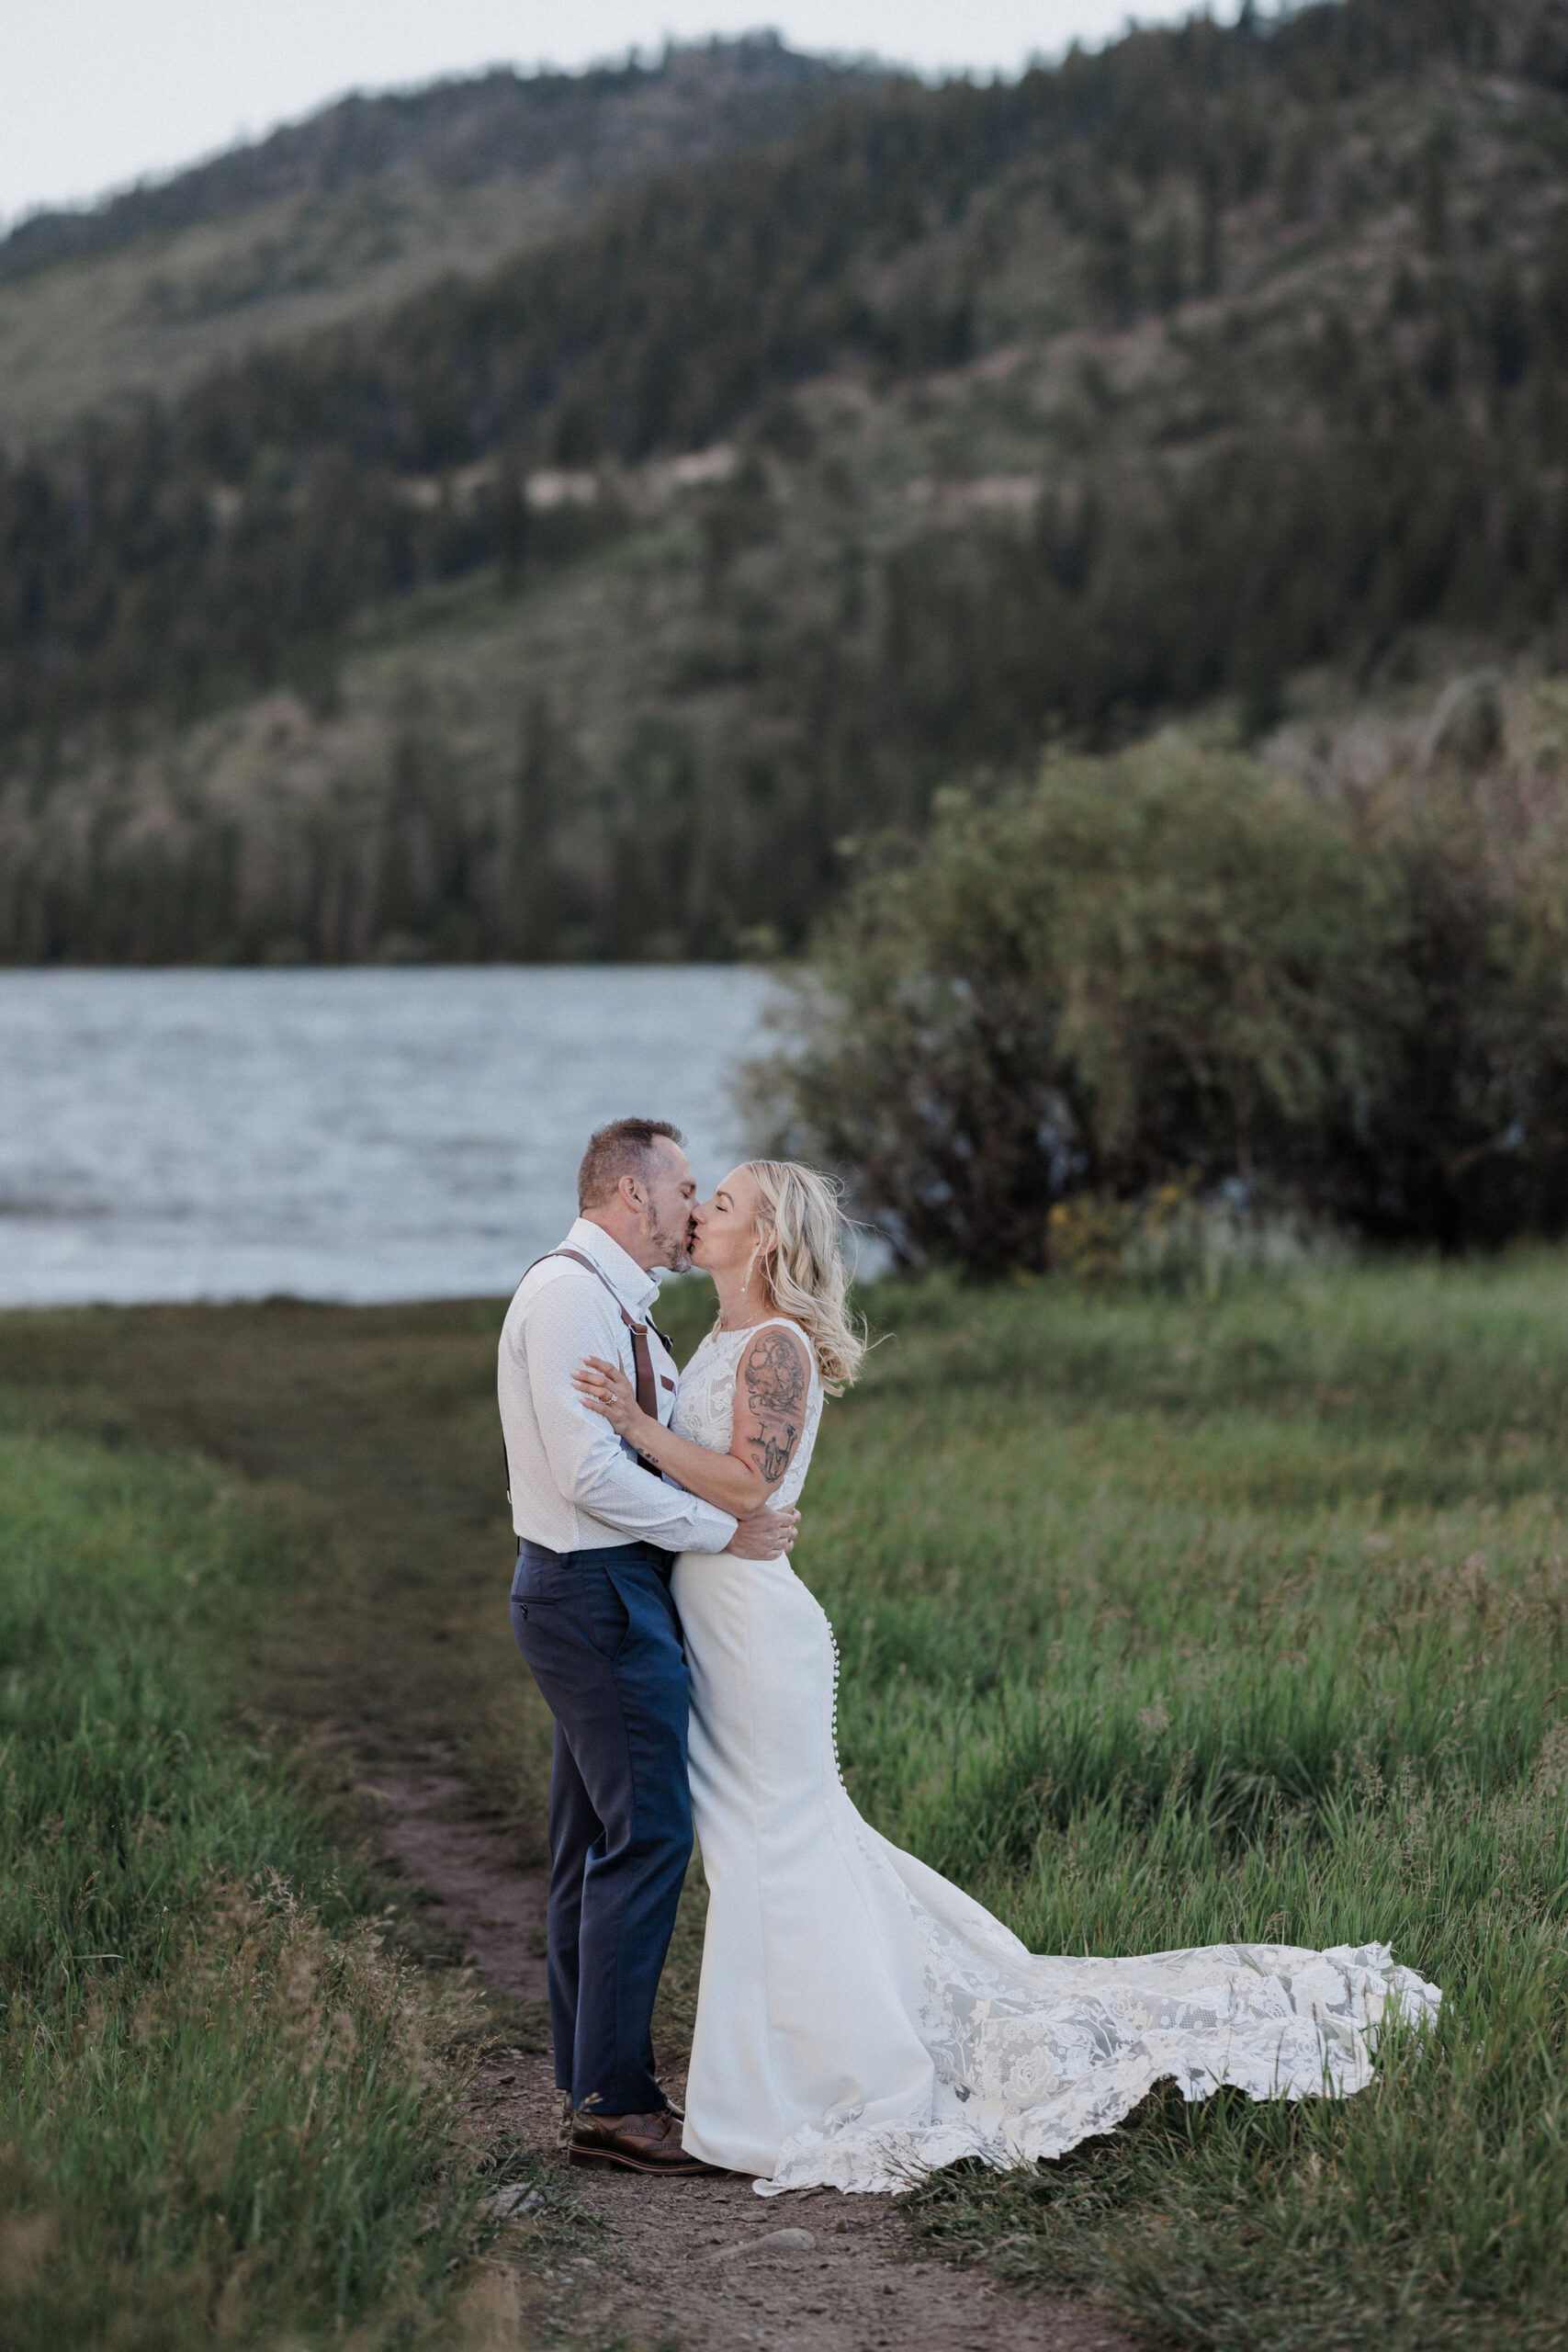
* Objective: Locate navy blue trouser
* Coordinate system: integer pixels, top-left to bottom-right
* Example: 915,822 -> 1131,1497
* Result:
509,1539 -> 691,2116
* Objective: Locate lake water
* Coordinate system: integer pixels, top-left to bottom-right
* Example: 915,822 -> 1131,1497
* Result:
0,967 -> 783,1306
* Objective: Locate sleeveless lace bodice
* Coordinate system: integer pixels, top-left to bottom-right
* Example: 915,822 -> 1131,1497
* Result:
671,1319 -> 822,1509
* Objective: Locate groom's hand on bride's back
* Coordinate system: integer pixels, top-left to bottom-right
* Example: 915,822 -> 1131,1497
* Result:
726,1505 -> 800,1559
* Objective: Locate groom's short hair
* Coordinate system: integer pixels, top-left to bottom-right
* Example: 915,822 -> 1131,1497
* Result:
578,1117 -> 685,1211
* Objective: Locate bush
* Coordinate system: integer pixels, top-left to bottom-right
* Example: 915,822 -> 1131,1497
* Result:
754,735 -> 1568,1268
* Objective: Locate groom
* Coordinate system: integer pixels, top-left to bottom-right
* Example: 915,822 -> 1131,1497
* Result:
500,1116 -> 799,2176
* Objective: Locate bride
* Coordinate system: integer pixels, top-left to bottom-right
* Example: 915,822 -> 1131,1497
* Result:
573,1159 -> 1440,2195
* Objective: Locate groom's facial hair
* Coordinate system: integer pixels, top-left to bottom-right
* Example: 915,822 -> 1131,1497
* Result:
636,1140 -> 696,1271
648,1208 -> 692,1272
642,1188 -> 694,1272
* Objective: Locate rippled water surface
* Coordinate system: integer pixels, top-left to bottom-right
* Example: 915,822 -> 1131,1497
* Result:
0,968 -> 779,1306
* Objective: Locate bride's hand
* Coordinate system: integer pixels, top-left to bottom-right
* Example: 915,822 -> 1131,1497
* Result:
572,1354 -> 647,1441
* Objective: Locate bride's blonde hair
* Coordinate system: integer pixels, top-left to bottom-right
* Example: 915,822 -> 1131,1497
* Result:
743,1159 -> 866,1393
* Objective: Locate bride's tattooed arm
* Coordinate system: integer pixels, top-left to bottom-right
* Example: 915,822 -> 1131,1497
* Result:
739,1326 -> 809,1486
570,1318 -> 812,1529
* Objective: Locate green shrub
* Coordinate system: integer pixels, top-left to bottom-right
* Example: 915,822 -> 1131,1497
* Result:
756,737 -> 1568,1267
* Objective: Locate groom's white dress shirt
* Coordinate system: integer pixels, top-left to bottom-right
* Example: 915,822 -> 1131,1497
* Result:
499,1216 -> 738,1555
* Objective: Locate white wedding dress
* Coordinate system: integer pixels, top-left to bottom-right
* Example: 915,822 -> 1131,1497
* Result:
670,1319 -> 1440,2195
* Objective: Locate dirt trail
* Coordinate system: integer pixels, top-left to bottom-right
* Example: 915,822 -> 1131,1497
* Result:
8,1305 -> 1135,2348
367,1766 -> 1136,2352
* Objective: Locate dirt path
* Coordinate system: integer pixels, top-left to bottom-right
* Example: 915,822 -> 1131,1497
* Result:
367,1766 -> 1136,2352
8,1306 -> 1137,2349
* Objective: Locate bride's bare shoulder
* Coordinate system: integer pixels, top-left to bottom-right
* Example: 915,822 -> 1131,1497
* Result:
740,1318 -> 812,1381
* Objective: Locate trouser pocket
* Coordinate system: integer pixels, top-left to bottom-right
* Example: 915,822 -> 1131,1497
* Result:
581,1574 -> 632,1660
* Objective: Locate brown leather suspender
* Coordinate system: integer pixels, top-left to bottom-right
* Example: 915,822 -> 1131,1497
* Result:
505,1246 -> 672,1500
546,1248 -> 667,1472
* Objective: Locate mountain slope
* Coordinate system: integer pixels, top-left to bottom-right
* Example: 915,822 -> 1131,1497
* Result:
0,37 -> 886,444
4,0 -> 1568,964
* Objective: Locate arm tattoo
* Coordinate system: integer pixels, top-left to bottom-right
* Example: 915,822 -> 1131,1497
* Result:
743,1329 -> 807,1485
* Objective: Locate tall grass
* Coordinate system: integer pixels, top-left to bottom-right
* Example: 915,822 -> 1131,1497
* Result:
766,1253 -> 1568,2351
7,1258 -> 1564,2346
0,1429 -> 486,2348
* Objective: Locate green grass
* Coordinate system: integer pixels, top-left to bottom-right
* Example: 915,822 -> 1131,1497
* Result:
763,1254 -> 1567,2352
0,1424 -> 491,2347
5,1252 -> 1564,2347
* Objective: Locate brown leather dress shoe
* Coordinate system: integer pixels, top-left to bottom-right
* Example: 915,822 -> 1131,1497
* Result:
568,2109 -> 715,2176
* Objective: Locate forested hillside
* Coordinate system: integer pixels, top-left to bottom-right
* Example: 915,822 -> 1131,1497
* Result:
0,37 -> 882,441
5,0 -> 1568,963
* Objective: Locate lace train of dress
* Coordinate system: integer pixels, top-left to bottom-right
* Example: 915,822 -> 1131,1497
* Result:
669,1324 -> 1441,2195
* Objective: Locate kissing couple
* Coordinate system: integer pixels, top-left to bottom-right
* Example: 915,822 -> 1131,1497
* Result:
499,1118 -> 1439,2195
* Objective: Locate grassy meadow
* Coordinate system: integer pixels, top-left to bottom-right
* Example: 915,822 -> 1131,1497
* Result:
803,1259 -> 1568,2352
0,1385 -> 518,2347
3,1248 -> 1564,2348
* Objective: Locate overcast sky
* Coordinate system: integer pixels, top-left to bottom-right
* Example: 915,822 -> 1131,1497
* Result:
1,1 -> 1228,224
